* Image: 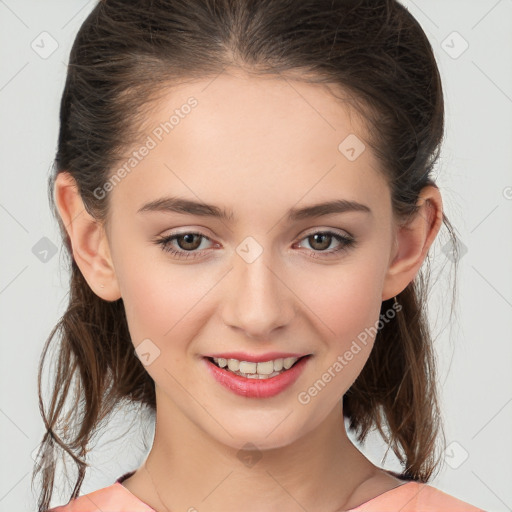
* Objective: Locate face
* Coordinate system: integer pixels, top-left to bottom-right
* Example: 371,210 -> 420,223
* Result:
103,71 -> 396,450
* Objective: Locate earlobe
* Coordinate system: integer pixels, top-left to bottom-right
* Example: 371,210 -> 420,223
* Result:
53,172 -> 121,302
382,185 -> 443,301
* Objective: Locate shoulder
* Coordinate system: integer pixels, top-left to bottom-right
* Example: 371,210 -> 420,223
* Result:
403,482 -> 485,512
46,481 -> 154,512
350,481 -> 485,512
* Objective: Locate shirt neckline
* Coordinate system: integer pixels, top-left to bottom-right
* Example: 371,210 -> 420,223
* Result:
114,473 -> 417,511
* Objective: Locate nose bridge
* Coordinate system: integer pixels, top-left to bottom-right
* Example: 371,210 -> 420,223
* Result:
222,237 -> 293,338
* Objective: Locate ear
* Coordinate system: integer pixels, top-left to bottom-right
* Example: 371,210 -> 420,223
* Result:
382,185 -> 443,301
53,172 -> 121,302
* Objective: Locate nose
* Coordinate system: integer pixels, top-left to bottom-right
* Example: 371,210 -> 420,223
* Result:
220,249 -> 296,340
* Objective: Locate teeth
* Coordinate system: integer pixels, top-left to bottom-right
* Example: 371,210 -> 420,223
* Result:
283,357 -> 298,370
213,356 -> 301,376
226,358 -> 239,372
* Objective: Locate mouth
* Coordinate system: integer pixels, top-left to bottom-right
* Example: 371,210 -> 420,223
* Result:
205,354 -> 310,378
203,354 -> 312,398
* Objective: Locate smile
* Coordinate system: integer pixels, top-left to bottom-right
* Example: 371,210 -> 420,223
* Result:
203,355 -> 311,398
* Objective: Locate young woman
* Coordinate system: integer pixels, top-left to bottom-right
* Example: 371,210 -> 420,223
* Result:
33,0 -> 484,511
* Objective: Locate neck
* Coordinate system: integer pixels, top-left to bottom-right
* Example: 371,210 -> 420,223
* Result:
137,386 -> 382,512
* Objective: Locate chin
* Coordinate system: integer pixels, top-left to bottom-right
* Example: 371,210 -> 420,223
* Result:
207,412 -> 309,453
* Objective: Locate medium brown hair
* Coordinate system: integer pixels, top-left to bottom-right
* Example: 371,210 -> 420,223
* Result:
33,0 -> 459,510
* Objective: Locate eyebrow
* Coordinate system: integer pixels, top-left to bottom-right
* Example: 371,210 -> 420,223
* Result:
137,196 -> 371,222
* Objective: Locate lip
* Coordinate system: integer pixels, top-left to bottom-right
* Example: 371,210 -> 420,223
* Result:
203,352 -> 309,363
203,354 -> 311,398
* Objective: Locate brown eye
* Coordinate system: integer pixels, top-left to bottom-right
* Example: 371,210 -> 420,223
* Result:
175,233 -> 202,251
307,233 -> 332,251
297,230 -> 356,258
155,231 -> 213,259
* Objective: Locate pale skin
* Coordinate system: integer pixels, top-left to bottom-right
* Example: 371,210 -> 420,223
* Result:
54,70 -> 443,512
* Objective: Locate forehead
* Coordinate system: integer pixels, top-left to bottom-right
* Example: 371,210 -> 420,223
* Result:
109,71 -> 388,220
152,71 -> 369,153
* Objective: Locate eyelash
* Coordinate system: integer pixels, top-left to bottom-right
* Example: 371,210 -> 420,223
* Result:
154,230 -> 356,260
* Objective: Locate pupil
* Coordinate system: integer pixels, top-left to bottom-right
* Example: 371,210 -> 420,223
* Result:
312,233 -> 330,250
180,233 -> 200,250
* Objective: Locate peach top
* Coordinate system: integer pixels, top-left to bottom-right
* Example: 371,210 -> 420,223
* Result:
48,471 -> 485,512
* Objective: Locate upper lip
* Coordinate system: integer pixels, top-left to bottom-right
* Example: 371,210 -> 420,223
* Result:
203,352 -> 311,363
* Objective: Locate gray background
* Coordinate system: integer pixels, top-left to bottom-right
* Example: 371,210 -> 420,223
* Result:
1,1 -> 511,510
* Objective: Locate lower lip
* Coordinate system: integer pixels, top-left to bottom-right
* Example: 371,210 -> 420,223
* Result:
203,356 -> 311,398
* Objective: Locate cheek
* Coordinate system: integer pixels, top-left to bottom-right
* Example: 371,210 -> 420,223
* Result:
291,254 -> 386,386
299,260 -> 385,340
296,224 -> 391,339
115,251 -> 215,353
